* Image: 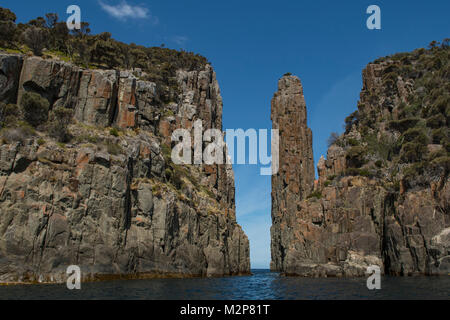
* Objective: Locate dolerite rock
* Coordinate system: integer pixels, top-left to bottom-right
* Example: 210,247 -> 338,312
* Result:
0,54 -> 23,104
270,75 -> 315,272
0,54 -> 250,283
17,56 -> 118,127
271,46 -> 449,277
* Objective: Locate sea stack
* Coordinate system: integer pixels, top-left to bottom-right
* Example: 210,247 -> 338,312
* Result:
270,74 -> 315,272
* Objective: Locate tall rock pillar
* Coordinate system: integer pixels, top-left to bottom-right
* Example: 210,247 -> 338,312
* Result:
270,74 -> 315,272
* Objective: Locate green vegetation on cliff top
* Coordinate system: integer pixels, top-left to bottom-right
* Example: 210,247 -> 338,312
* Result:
331,40 -> 449,191
0,6 -> 209,85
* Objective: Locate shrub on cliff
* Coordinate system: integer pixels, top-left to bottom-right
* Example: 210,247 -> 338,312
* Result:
431,128 -> 448,144
365,133 -> 397,162
307,190 -> 322,200
402,162 -> 426,189
426,114 -> 446,129
0,102 -> 20,128
171,166 -> 185,189
424,95 -> 450,118
431,156 -> 450,172
109,127 -> 119,137
20,92 -> 49,127
429,149 -> 447,162
397,102 -> 421,119
165,163 -> 186,190
401,127 -> 430,145
388,117 -> 421,133
344,111 -> 360,133
48,107 -> 73,142
346,146 -> 367,168
400,142 -> 428,163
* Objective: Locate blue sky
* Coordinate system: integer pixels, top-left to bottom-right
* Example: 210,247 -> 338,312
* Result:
4,0 -> 449,268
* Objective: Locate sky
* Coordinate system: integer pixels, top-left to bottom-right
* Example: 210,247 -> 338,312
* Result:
3,0 -> 449,269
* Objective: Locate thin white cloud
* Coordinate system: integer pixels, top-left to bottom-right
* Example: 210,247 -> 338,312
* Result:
99,1 -> 158,23
172,36 -> 189,47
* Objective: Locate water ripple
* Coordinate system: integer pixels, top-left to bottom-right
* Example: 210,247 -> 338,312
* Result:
0,270 -> 449,300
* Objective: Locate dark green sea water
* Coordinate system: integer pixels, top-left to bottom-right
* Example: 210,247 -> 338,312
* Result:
0,270 -> 449,300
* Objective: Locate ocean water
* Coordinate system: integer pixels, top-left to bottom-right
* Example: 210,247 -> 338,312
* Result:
0,270 -> 449,300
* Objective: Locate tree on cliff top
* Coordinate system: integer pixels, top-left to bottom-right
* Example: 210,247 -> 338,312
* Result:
0,7 -> 17,48
22,26 -> 48,56
0,7 -> 16,22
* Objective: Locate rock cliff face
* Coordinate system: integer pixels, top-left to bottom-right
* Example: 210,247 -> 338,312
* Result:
0,53 -> 250,283
271,46 -> 449,277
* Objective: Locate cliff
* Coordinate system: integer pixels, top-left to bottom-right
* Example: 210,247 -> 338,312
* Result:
0,53 -> 250,283
271,44 -> 449,277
